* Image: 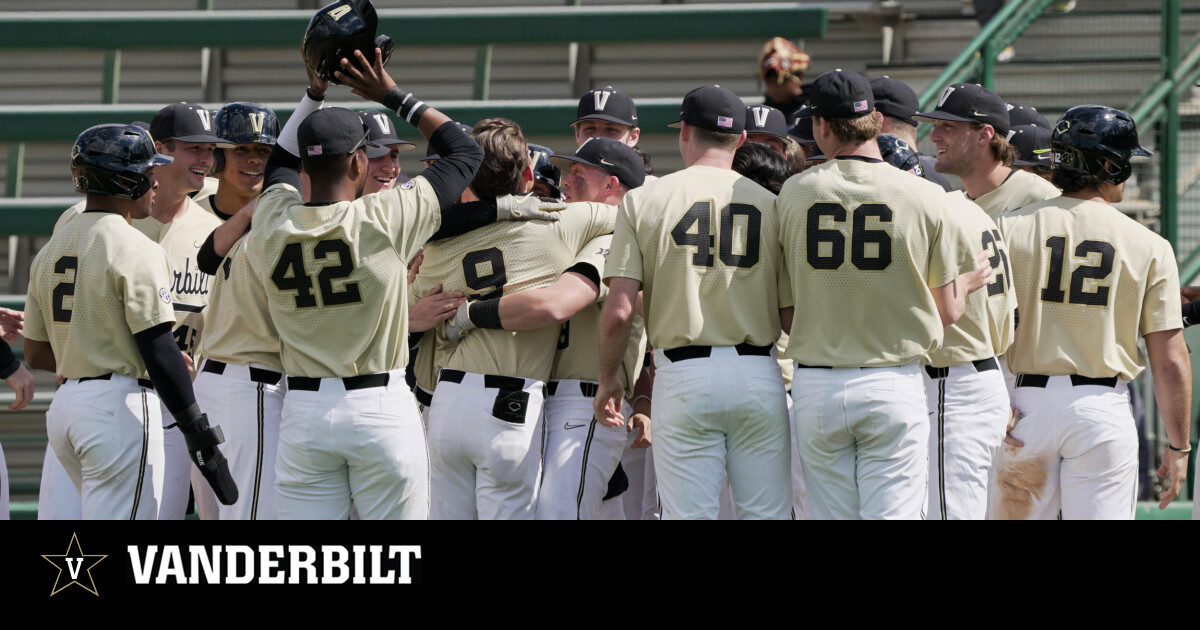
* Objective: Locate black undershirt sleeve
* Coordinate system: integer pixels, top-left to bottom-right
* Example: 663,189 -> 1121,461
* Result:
134,323 -> 201,425
564,263 -> 601,291
263,144 -> 303,192
197,230 -> 222,276
418,120 -> 484,210
0,339 -> 18,380
428,199 -> 497,241
1183,300 -> 1200,328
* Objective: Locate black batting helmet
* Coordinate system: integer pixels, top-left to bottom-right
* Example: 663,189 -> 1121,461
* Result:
213,102 -> 279,174
876,133 -> 922,175
527,143 -> 561,199
1051,105 -> 1151,185
302,0 -> 393,85
71,124 -> 172,200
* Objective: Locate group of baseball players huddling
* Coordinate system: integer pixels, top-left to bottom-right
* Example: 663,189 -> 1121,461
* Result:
0,3 -> 1196,520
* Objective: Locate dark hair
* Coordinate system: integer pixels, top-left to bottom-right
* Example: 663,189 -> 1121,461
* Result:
732,142 -> 791,194
303,153 -> 353,188
633,146 -> 654,176
1050,165 -> 1102,193
970,122 -> 1018,166
470,117 -> 529,198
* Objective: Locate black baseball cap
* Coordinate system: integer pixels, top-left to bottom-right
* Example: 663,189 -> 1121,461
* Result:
669,86 -> 746,133
870,76 -> 919,126
357,110 -> 415,159
150,103 -> 233,146
549,137 -> 645,189
915,83 -> 1011,136
298,107 -> 381,158
573,87 -> 638,127
797,69 -> 874,120
1007,102 -> 1051,128
1009,124 -> 1053,167
787,107 -> 816,144
745,105 -> 789,140
422,122 -> 474,162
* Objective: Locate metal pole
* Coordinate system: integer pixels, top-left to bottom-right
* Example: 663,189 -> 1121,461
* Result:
472,45 -> 492,100
1162,0 -> 1180,249
5,142 -> 22,198
103,49 -> 120,104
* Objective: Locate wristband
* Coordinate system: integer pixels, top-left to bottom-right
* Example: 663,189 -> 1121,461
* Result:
632,395 -> 652,410
1168,442 -> 1192,454
306,87 -> 326,101
383,86 -> 429,125
468,299 -> 504,330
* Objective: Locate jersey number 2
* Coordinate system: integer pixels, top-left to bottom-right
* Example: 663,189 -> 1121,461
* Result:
271,239 -> 361,309
51,256 -> 78,323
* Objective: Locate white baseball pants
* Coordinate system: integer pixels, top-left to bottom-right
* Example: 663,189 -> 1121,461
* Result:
923,359 -> 1010,520
793,361 -> 929,520
37,445 -> 82,519
652,347 -> 791,520
194,360 -> 286,520
46,375 -> 164,520
989,375 -> 1137,520
536,380 -> 627,520
427,369 -> 546,520
276,370 -> 428,520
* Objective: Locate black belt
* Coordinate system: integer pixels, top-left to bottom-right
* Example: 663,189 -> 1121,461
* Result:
413,386 -> 433,407
662,342 -> 772,363
438,368 -> 535,391
547,380 -> 599,397
795,362 -> 834,369
76,373 -> 154,390
924,357 -> 1000,380
1015,374 -> 1119,389
287,373 -> 390,392
203,359 -> 283,385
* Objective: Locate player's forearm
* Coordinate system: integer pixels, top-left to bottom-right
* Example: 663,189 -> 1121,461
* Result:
134,323 -> 202,425
598,292 -> 636,384
23,338 -> 55,373
779,306 -> 794,335
1147,329 -> 1192,448
262,89 -> 325,190
932,277 -> 967,326
497,275 -> 598,330
196,209 -> 251,275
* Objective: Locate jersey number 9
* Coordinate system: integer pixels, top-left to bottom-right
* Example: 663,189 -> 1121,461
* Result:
461,247 -> 507,301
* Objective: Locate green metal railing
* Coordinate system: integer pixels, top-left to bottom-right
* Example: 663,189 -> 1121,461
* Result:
916,0 -> 1053,114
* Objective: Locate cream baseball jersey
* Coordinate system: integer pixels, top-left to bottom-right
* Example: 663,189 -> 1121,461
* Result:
550,234 -> 647,398
777,158 -> 978,367
926,192 -> 1017,367
199,235 -> 281,371
972,168 -> 1059,222
247,178 -> 442,378
23,212 -> 176,379
134,197 -> 222,360
412,201 -> 616,382
604,165 -> 784,350
998,197 -> 1182,380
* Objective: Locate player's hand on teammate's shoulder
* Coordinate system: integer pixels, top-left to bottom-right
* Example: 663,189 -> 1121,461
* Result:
963,249 -> 996,294
496,193 -> 565,223
4,362 -> 35,411
410,285 -> 466,334
0,307 -> 24,342
335,48 -> 396,104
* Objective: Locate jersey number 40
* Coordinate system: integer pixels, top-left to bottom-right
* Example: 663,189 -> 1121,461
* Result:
671,201 -> 761,269
271,239 -> 362,309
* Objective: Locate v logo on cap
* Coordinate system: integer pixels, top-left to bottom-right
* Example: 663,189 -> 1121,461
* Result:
594,91 -> 611,112
372,114 -> 391,134
196,109 -> 212,131
751,107 -> 770,128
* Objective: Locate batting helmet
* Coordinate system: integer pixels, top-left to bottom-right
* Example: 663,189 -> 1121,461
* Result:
527,143 -> 561,198
302,0 -> 393,85
1051,105 -> 1151,185
71,124 -> 172,200
876,133 -> 922,175
213,102 -> 279,174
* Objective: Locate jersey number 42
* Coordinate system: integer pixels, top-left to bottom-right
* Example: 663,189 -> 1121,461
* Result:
271,239 -> 361,309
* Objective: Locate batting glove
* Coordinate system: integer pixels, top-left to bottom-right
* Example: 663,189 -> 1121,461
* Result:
443,301 -> 477,343
496,193 -> 566,222
179,413 -> 239,505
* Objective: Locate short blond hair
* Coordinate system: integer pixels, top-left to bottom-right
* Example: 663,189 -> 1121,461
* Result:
825,112 -> 882,145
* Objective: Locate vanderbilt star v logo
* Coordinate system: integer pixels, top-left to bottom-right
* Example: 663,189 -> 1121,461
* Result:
42,533 -> 107,596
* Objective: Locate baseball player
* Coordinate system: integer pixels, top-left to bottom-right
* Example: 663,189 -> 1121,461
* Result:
777,69 -> 993,520
358,108 -> 416,195
1008,124 -> 1054,181
758,37 -> 810,114
870,77 -> 953,192
992,105 -> 1190,519
195,103 -> 280,222
1006,102 -> 1051,129
22,123 -> 236,520
916,83 -> 1059,221
411,118 -> 614,520
596,85 -> 791,520
572,87 -> 641,148
1,313 -> 35,521
439,137 -> 648,520
527,143 -> 562,200
745,105 -> 789,157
